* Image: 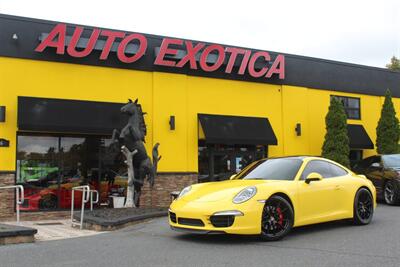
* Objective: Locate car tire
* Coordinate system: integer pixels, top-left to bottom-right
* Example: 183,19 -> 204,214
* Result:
260,195 -> 294,241
353,188 -> 374,225
39,195 -> 58,210
383,180 -> 400,205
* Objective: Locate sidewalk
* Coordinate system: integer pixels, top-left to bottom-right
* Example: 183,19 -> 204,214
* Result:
3,219 -> 104,242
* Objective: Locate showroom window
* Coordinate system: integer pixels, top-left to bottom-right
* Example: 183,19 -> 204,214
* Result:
16,134 -> 125,211
331,95 -> 361,119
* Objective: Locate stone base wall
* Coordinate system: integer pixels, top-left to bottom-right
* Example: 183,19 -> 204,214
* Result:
140,173 -> 198,208
0,172 -> 15,220
0,172 -> 197,221
14,211 -> 71,221
0,235 -> 35,245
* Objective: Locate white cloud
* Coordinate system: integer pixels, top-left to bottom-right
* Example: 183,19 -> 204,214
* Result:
0,0 -> 398,67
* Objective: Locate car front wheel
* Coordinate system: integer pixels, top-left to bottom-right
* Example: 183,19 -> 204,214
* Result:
260,195 -> 294,241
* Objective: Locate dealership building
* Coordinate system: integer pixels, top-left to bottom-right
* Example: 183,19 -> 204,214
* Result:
0,14 -> 399,219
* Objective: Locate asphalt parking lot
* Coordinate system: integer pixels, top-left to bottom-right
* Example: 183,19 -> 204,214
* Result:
1,204 -> 400,267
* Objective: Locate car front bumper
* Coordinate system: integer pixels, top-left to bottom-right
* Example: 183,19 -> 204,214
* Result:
168,199 -> 264,235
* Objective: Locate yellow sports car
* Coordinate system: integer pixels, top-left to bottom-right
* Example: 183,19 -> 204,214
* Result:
169,156 -> 376,241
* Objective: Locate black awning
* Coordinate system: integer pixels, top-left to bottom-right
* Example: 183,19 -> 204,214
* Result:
347,124 -> 374,149
198,114 -> 277,145
18,96 -> 126,135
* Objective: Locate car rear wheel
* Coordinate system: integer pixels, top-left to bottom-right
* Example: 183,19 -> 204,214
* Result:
260,195 -> 294,241
384,180 -> 400,205
353,188 -> 374,225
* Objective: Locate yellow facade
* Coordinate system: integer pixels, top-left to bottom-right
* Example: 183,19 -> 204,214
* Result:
0,57 -> 399,172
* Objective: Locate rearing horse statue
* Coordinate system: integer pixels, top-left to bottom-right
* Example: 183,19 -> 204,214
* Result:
112,99 -> 161,207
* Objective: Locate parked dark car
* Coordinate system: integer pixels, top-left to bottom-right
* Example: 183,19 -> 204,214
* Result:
353,154 -> 400,205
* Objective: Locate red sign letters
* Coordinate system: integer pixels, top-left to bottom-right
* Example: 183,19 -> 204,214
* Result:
35,23 -> 285,80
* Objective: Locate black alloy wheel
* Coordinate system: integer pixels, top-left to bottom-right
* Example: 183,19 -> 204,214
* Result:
261,195 -> 294,241
39,195 -> 58,210
384,180 -> 400,205
353,188 -> 374,225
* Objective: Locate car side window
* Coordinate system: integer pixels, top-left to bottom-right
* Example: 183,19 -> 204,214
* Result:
328,163 -> 348,177
302,160 -> 332,179
301,160 -> 347,179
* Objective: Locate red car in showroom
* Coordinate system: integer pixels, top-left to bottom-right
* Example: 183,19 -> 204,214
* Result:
20,173 -> 128,211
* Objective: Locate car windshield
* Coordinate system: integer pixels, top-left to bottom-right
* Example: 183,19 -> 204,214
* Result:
235,158 -> 303,180
382,154 -> 400,168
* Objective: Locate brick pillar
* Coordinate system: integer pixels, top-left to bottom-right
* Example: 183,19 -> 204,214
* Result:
0,172 -> 15,220
140,173 -> 197,208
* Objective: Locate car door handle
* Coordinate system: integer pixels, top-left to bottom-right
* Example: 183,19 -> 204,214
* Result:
334,185 -> 342,190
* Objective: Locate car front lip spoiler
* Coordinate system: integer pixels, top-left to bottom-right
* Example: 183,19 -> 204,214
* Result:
170,226 -> 226,234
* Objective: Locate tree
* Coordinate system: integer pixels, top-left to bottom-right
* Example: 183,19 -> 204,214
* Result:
322,97 -> 350,167
376,89 -> 400,154
386,56 -> 400,72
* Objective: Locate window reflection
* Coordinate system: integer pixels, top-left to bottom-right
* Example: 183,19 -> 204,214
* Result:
17,136 -> 59,210
16,135 -> 126,211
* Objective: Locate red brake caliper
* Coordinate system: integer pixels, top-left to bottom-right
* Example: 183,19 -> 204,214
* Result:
276,207 -> 284,226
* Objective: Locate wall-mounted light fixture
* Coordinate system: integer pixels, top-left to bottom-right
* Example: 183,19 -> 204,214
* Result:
0,138 -> 10,147
12,33 -> 18,40
169,115 -> 175,130
295,123 -> 301,136
0,106 -> 5,122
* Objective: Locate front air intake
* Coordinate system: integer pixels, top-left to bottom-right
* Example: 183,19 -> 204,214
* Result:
169,212 -> 177,223
177,218 -> 205,227
210,215 -> 235,227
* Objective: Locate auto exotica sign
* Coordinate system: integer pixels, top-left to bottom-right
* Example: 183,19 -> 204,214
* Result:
35,23 -> 285,80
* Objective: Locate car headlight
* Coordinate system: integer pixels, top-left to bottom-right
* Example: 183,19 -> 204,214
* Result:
177,186 -> 192,199
233,186 -> 257,204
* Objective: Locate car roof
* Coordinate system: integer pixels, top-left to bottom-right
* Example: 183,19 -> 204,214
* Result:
266,156 -> 349,166
266,155 -> 321,160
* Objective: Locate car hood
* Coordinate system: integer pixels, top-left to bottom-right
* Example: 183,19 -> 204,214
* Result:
387,167 -> 400,177
179,179 -> 281,203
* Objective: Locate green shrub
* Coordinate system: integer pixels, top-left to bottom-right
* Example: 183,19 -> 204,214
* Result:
376,89 -> 400,154
322,97 -> 350,167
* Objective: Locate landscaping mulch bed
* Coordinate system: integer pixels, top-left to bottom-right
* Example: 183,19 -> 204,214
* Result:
73,207 -> 168,231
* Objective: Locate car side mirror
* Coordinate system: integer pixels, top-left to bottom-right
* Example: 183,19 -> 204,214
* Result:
230,174 -> 236,180
170,191 -> 180,200
305,172 -> 323,184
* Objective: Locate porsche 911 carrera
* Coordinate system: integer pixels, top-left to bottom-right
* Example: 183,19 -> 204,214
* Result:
169,156 -> 376,241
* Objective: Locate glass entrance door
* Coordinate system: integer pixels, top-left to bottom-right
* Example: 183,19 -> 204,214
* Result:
98,139 -> 127,204
211,152 -> 233,181
198,144 -> 267,182
59,137 -> 102,209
